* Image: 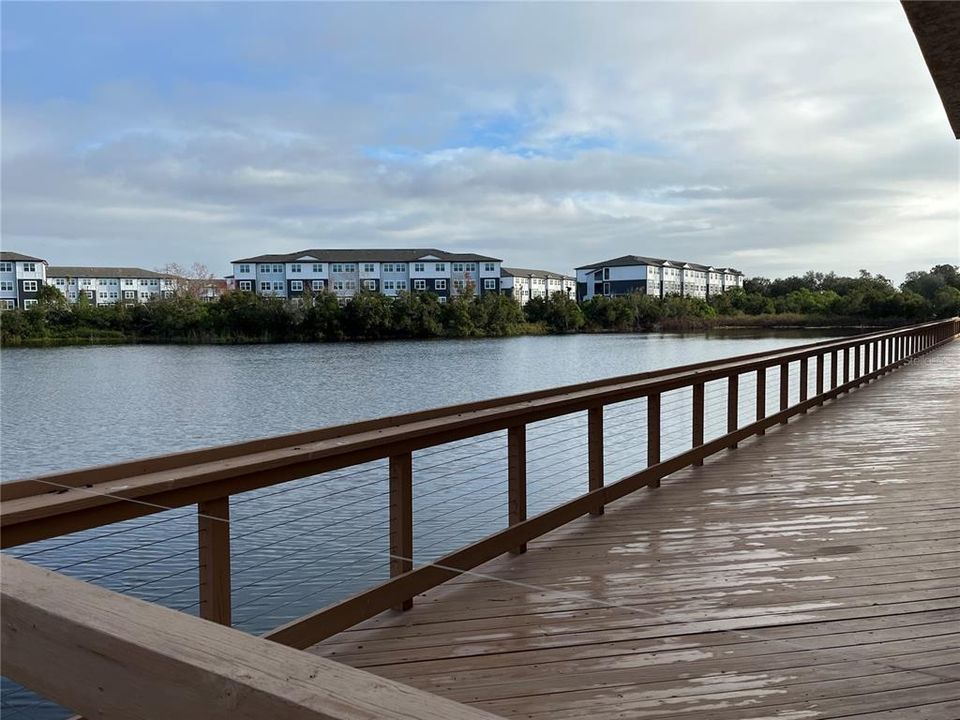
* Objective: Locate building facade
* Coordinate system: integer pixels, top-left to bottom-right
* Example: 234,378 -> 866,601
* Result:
231,249 -> 503,303
0,252 -> 48,309
575,255 -> 743,302
45,267 -> 176,305
500,268 -> 576,307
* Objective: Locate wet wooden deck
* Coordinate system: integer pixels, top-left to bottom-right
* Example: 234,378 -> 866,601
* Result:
311,340 -> 960,720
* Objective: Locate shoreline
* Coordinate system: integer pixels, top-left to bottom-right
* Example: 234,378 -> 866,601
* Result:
0,318 -> 891,348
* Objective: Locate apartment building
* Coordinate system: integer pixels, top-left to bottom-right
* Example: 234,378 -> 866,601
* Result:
46,267 -> 176,305
231,249 -> 503,303
576,255 -> 743,302
0,252 -> 48,309
501,268 -> 576,307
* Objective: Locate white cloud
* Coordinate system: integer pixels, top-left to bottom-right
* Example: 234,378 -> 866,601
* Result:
1,2 -> 957,280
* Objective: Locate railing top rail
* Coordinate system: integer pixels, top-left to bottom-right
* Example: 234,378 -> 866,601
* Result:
0,555 -> 501,720
1,318 -> 955,546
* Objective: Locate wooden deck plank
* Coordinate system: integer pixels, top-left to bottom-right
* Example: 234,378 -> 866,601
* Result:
309,341 -> 960,719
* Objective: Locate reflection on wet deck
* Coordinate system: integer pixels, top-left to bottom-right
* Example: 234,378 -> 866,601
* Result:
311,342 -> 960,720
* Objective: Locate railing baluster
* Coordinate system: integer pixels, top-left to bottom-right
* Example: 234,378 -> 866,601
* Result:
830,349 -> 838,390
389,452 -> 413,610
854,344 -> 861,386
799,357 -> 809,412
816,353 -> 825,404
693,382 -> 705,464
647,393 -> 661,487
727,374 -> 739,448
755,368 -> 765,436
198,496 -> 231,626
779,362 -> 789,424
508,425 -> 528,552
843,346 -> 850,389
588,407 -> 604,516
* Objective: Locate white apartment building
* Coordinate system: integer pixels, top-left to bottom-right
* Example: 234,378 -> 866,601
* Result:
0,252 -> 48,309
231,249 -> 503,303
46,266 -> 176,305
500,268 -> 576,307
576,255 -> 744,302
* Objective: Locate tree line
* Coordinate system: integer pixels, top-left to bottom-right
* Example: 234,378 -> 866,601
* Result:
1,264 -> 957,345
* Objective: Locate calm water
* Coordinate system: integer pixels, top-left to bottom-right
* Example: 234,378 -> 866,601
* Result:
0,330 -> 848,717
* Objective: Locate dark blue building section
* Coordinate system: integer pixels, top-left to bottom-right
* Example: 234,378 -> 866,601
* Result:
17,279 -> 40,306
479,277 -> 500,296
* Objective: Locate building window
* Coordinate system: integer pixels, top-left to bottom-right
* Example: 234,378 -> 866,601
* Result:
311,280 -> 324,290
383,280 -> 395,290
395,263 -> 406,272
382,263 -> 394,273
435,279 -> 447,290
465,263 -> 476,272
414,263 -> 425,272
452,263 -> 464,272
239,281 -> 252,291
110,292 -> 119,299
0,263 -> 13,273
363,279 -> 377,290
603,268 -> 610,280
260,282 -> 271,291
123,290 -> 135,299
438,296 -> 447,304
333,280 -> 345,291
345,280 -> 357,290
453,279 -> 465,290
435,263 -> 446,272
1,299 -> 14,309
290,264 -> 302,273
484,279 -> 497,290
22,281 -> 37,292
0,281 -> 13,292
259,264 -> 271,273
238,264 -> 251,273
396,280 -> 407,290
273,281 -> 284,291
290,280 -> 303,291
332,264 -> 343,273
413,279 -> 426,290
312,264 -> 324,273
363,263 -> 375,273
483,263 -> 495,272
22,263 -> 36,273
23,299 -> 38,307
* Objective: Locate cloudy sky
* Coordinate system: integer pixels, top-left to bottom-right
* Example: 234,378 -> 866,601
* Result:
2,2 -> 957,281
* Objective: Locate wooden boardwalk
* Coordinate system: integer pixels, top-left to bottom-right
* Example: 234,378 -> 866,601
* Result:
311,340 -> 960,720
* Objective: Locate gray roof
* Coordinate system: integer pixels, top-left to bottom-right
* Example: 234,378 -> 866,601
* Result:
575,255 -> 742,275
501,267 -> 575,281
0,251 -> 47,263
47,266 -> 171,279
233,248 -> 502,264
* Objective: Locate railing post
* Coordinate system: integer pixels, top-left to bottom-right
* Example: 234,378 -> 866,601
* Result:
198,496 -> 231,626
508,425 -> 527,552
647,393 -> 661,487
727,374 -> 738,449
779,362 -> 789,424
815,353 -> 825,404
854,344 -> 861,386
799,357 -> 809,412
693,382 -> 705,464
389,452 -> 413,610
843,346 -> 850,389
755,368 -> 765,436
830,349 -> 838,391
588,407 -> 604,516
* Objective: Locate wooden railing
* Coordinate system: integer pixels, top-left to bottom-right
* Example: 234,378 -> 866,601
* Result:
2,318 -> 958,658
0,554 -> 500,720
